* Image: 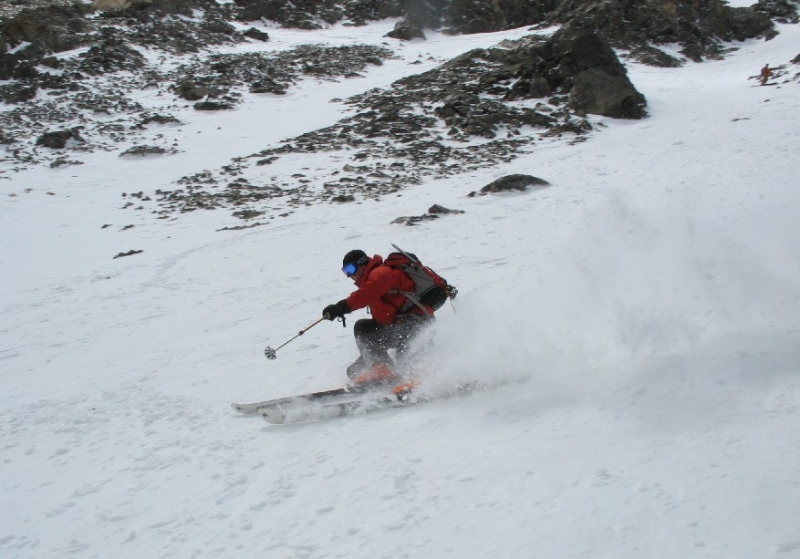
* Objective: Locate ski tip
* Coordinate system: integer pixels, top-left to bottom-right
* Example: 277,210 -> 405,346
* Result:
231,403 -> 259,414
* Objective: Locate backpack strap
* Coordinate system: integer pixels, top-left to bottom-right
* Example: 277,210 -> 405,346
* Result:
386,289 -> 433,316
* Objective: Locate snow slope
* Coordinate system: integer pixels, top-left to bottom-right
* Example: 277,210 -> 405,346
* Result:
1,17 -> 799,559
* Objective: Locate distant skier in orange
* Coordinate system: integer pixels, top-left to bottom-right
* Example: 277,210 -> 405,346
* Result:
760,64 -> 771,86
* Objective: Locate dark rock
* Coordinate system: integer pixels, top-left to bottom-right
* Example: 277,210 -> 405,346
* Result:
194,100 -> 234,110
120,145 -> 168,156
479,174 -> 550,194
113,249 -> 143,259
331,194 -> 356,203
548,27 -> 647,119
232,209 -> 264,219
243,27 -> 269,42
629,45 -> 684,68
174,81 -> 219,101
570,66 -> 643,118
249,78 -> 288,94
385,19 -> 425,41
36,128 -> 85,149
136,114 -> 181,127
391,204 -> 465,225
393,214 -> 440,226
428,204 -> 465,215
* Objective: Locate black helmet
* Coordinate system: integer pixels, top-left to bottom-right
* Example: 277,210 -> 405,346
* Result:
342,249 -> 368,268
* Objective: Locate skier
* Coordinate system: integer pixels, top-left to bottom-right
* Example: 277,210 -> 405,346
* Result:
760,63 -> 771,86
322,249 -> 435,386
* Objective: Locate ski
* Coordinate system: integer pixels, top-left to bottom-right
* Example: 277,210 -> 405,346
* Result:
257,381 -> 483,424
231,384 -> 373,414
258,393 -> 409,424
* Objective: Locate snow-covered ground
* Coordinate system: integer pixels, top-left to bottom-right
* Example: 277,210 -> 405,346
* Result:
1,17 -> 799,559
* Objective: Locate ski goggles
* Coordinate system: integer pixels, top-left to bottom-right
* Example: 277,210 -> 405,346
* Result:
341,263 -> 358,277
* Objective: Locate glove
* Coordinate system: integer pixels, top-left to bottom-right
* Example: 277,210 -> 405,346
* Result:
323,300 -> 350,320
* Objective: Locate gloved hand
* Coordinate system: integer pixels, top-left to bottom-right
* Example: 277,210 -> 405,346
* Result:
322,300 -> 350,320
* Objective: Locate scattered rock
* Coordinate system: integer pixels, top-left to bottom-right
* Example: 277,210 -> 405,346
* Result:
49,156 -> 84,168
548,0 -> 775,61
0,0 -> 788,229
218,222 -> 264,231
77,35 -> 146,75
754,0 -> 800,24
0,83 -> 38,104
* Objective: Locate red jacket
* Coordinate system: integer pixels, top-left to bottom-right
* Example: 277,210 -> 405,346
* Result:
345,255 -> 427,325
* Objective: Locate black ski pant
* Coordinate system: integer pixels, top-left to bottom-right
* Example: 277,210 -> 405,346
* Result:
351,315 -> 432,373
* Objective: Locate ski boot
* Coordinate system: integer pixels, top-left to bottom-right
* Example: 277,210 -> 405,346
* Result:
391,380 -> 419,401
351,363 -> 397,386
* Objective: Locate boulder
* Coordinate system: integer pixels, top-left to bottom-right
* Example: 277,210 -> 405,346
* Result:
243,27 -> 269,42
385,19 -> 426,41
477,174 -> 550,195
501,28 -> 647,119
550,28 -> 646,118
36,128 -> 86,149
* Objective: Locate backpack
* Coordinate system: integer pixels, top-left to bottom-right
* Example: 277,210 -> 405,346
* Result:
383,244 -> 457,315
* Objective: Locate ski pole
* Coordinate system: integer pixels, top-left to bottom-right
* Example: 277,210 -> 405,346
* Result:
264,317 -> 325,360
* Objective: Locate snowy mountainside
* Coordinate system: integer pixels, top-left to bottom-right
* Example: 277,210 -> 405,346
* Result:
1,15 -> 800,559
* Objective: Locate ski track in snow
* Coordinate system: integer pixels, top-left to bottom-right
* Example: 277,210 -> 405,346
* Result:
1,17 -> 800,559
